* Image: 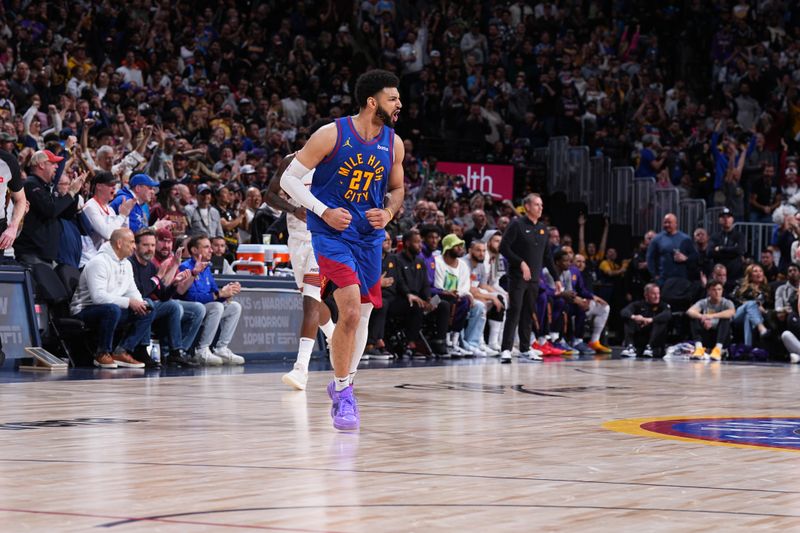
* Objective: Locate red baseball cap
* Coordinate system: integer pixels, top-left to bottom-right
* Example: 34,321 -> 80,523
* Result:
31,149 -> 64,165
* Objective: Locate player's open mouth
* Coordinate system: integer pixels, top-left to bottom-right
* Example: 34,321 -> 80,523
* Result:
393,111 -> 400,120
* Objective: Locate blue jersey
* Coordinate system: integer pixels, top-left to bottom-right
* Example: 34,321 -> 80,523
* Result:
307,116 -> 394,243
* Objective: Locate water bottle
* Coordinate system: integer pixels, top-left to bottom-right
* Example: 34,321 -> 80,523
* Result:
150,341 -> 161,363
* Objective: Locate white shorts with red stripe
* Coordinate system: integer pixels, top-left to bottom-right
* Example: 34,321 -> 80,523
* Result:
288,235 -> 322,301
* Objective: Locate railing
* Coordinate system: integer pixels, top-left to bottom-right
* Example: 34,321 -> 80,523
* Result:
680,199 -> 706,236
704,207 -> 727,237
631,178 -> 655,236
567,146 -> 591,206
652,188 -> 680,234
588,155 -> 611,215
610,167 -> 634,225
548,136 -> 570,194
733,222 -> 776,259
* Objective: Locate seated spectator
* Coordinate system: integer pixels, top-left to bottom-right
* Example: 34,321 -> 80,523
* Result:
15,150 -> 82,267
732,264 -> 772,347
149,180 -> 190,239
366,231 -> 399,358
69,228 -> 154,369
553,248 -> 611,355
81,171 -> 135,266
773,264 -> 800,328
209,236 -> 234,274
686,281 -> 735,361
54,170 -> 86,268
393,229 -> 451,357
129,229 -> 206,368
463,209 -> 490,247
463,240 -> 503,356
110,173 -> 161,234
620,283 -> 671,358
781,295 -> 800,364
185,184 -> 223,237
179,234 -> 244,366
435,233 -> 483,356
759,248 -> 781,284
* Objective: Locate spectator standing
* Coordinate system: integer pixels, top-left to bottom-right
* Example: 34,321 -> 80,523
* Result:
15,150 -> 83,266
80,171 -> 135,266
110,173 -> 161,234
709,207 -> 745,290
185,184 -> 223,237
647,213 -> 697,284
0,149 -> 26,255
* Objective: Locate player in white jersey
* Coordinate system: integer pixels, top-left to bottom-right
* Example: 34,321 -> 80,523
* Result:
266,152 -> 335,390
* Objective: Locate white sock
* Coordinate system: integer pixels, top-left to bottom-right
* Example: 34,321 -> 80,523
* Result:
349,303 -> 373,375
349,371 -> 357,386
695,341 -> 703,349
488,320 -> 503,347
297,337 -> 314,370
715,343 -> 722,350
320,319 -> 335,341
334,375 -> 350,391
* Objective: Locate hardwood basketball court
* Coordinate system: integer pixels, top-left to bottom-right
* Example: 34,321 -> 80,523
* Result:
2,356 -> 799,531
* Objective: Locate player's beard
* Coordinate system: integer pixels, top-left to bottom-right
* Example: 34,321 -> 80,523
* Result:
375,104 -> 396,127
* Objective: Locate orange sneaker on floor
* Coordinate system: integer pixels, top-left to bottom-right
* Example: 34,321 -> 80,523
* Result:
112,351 -> 146,368
709,346 -> 722,361
690,345 -> 706,359
587,340 -> 612,354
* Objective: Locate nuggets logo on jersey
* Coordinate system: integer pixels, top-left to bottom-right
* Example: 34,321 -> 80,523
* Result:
337,152 -> 384,203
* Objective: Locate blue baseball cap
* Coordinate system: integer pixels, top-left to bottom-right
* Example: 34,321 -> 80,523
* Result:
130,173 -> 159,188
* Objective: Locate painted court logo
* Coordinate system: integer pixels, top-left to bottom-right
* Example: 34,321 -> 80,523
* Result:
603,416 -> 800,452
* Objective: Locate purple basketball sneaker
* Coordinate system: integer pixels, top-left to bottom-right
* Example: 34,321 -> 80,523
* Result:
328,381 -> 359,430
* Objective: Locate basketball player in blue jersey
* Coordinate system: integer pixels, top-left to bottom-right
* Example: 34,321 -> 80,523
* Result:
281,70 -> 405,431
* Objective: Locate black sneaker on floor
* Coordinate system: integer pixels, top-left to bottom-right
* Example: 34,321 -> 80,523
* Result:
165,350 -> 193,367
132,346 -> 161,369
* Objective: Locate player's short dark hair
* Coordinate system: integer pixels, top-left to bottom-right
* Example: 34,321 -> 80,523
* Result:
706,280 -> 723,291
355,69 -> 400,108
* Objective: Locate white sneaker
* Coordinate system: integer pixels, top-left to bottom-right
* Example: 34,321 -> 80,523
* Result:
281,363 -> 308,390
480,342 -> 500,356
193,346 -> 224,366
500,350 -> 511,362
511,347 -> 521,357
488,342 -> 502,352
791,353 -> 800,364
213,346 -> 245,365
471,345 -> 488,357
521,350 -> 543,361
643,345 -> 654,358
620,344 -> 637,358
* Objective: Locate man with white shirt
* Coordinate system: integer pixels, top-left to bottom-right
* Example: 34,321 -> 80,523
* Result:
80,171 -> 134,266
70,228 -> 155,369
